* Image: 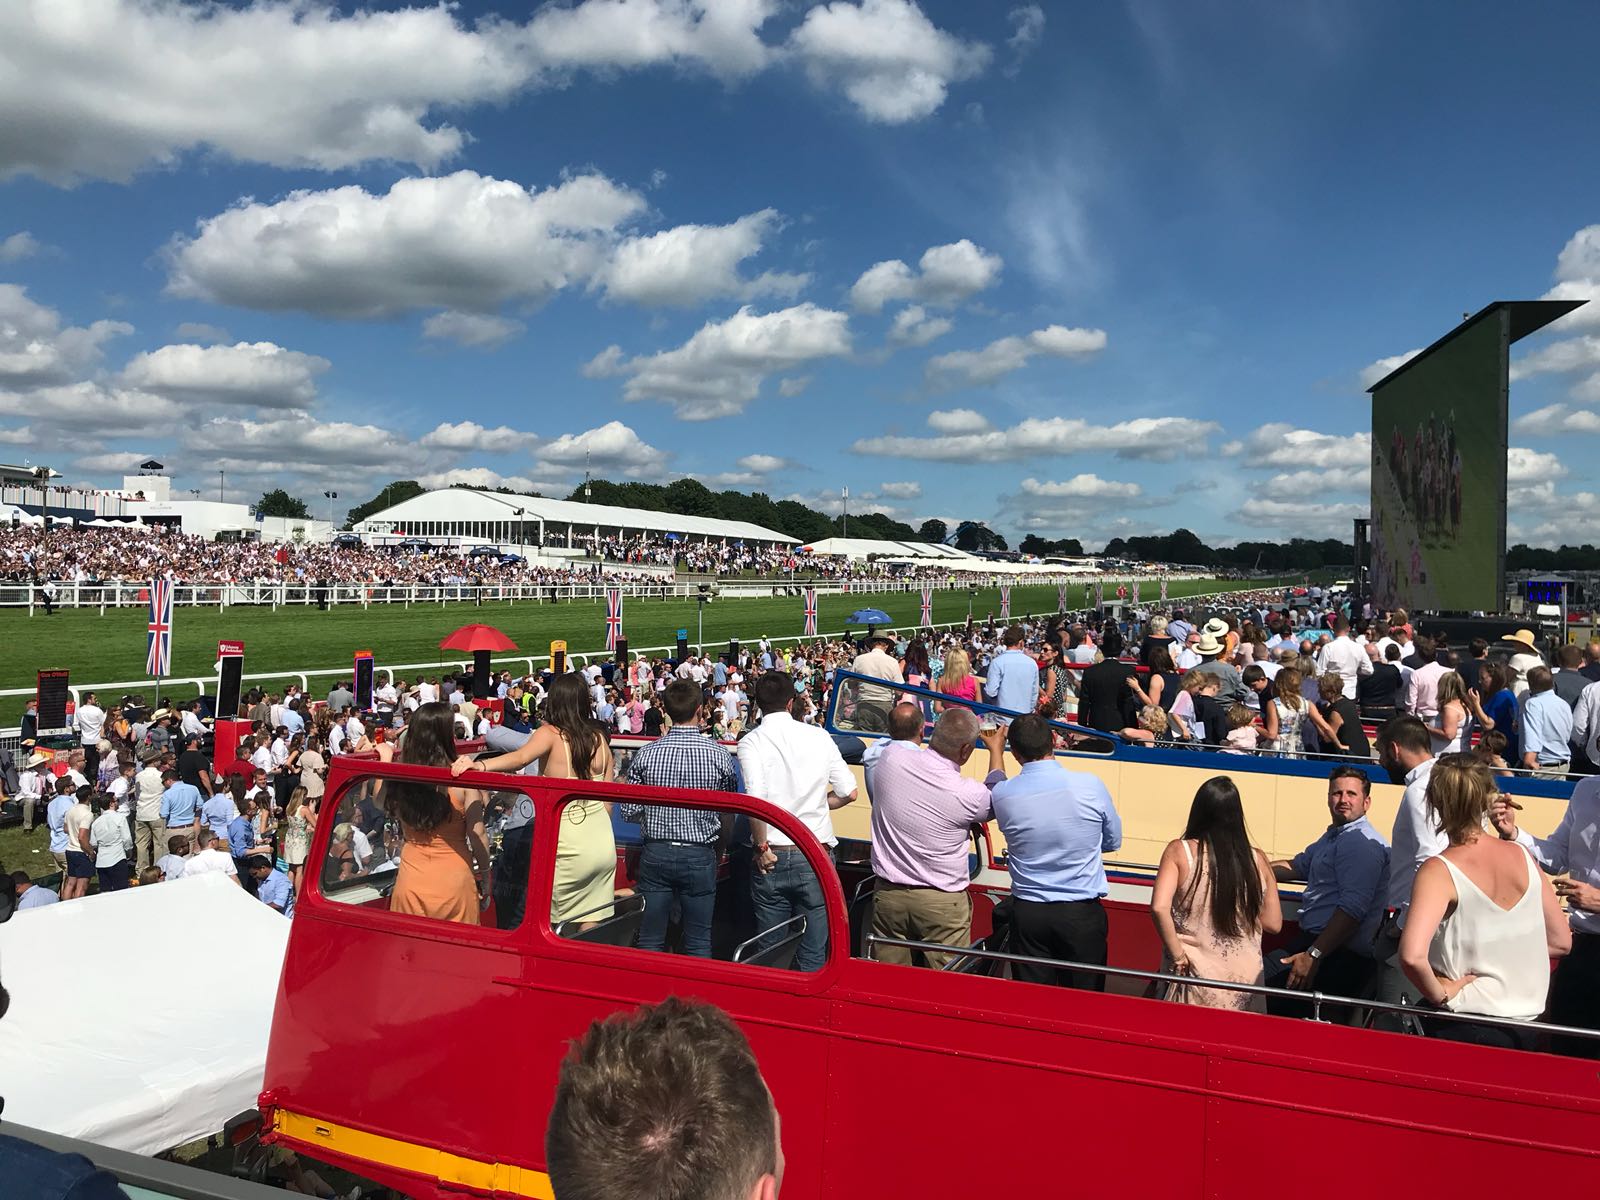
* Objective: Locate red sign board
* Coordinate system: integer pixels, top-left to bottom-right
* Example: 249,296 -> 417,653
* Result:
218,640 -> 245,657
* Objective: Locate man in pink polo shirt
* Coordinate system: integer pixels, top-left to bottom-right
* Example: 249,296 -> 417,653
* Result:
868,708 -> 1007,968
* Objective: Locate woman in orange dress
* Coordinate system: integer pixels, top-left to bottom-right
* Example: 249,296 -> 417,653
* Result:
387,701 -> 490,925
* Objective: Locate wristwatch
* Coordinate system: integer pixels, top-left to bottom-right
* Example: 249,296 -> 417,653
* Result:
1307,946 -> 1324,961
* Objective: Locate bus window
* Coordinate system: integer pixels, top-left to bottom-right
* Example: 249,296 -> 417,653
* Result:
316,771 -> 526,930
553,794 -> 829,972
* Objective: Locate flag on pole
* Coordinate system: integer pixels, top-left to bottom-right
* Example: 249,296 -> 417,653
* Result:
1094,577 -> 1105,609
1057,583 -> 1067,612
999,585 -> 1011,621
1160,575 -> 1168,603
1132,579 -> 1141,605
803,587 -> 818,637
920,587 -> 933,626
604,588 -> 623,651
145,577 -> 173,678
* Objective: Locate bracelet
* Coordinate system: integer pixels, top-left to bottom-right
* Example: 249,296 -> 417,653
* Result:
753,842 -> 770,853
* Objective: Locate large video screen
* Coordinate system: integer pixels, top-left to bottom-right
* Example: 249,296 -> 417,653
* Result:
1370,311 -> 1506,612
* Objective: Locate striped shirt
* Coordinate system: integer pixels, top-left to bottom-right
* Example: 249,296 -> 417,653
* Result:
620,725 -> 736,844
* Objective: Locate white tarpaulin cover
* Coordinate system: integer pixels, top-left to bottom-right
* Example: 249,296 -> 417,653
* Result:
0,873 -> 289,1155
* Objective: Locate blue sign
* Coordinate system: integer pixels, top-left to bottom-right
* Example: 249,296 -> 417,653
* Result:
676,629 -> 688,640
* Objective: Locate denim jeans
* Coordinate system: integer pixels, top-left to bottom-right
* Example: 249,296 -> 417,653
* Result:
636,842 -> 719,957
751,847 -> 831,972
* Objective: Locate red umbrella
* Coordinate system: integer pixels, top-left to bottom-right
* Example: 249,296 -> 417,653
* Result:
440,624 -> 518,653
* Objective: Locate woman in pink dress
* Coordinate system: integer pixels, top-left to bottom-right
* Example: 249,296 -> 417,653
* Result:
934,647 -> 979,711
1151,776 -> 1282,1009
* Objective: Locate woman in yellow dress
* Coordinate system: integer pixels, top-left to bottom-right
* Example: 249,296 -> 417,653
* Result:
388,702 -> 491,925
453,672 -> 616,926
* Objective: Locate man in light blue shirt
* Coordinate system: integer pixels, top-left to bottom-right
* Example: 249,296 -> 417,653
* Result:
202,788 -> 237,843
158,771 -> 202,850
45,780 -> 75,874
982,626 -> 1040,725
249,858 -> 295,917
991,715 -> 1120,990
1521,667 -> 1574,775
13,873 -> 59,910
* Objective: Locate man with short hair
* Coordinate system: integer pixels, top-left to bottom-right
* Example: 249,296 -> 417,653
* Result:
249,857 -> 295,916
982,625 -> 1040,724
1267,767 -> 1390,1014
1521,666 -> 1574,777
75,691 -> 106,782
12,869 -> 59,911
326,680 -> 355,711
1401,636 -> 1447,720
158,769 -> 202,854
990,713 -> 1122,990
45,776 -> 76,877
869,709 -> 1006,969
1314,617 -> 1372,701
183,827 -> 240,883
545,997 -> 784,1200
861,702 -> 926,798
62,785 -> 95,900
1368,716 -> 1440,1019
737,672 -> 857,973
1077,629 -> 1136,732
1554,643 -> 1588,709
180,699 -> 207,743
177,734 -> 213,797
156,834 -> 190,881
620,679 -> 738,958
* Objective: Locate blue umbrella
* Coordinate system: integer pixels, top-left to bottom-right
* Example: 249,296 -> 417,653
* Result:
847,608 -> 892,625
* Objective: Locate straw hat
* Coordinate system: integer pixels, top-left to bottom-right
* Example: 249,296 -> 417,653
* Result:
1194,631 -> 1224,656
26,752 -> 50,768
1503,629 -> 1537,649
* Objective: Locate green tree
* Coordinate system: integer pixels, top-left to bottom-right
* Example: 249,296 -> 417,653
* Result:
953,520 -> 1004,552
345,480 -> 426,527
256,488 -> 310,519
918,518 -> 948,543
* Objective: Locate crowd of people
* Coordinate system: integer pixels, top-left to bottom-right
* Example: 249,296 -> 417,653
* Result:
4,593 -> 1593,1069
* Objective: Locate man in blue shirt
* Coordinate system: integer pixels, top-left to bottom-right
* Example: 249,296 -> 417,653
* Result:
1266,765 -> 1390,1016
983,626 -> 1040,725
45,777 -> 76,875
991,714 -> 1121,990
13,870 -> 59,910
248,858 -> 295,917
1521,666 -> 1574,776
157,770 -> 202,852
201,786 -> 236,843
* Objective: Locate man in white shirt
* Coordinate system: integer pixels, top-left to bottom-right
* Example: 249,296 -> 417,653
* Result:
328,714 -> 349,756
737,672 -> 858,972
180,701 -> 207,743
417,677 -> 439,705
1314,617 -> 1372,700
720,684 -> 747,735
1369,716 -> 1440,1022
75,691 -> 106,781
184,827 -> 240,883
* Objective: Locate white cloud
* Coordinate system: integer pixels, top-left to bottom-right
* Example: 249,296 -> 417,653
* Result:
1576,373 -> 1600,403
887,305 -> 953,347
853,413 -> 1218,462
849,239 -> 1002,312
1359,348 -> 1422,388
166,171 -> 648,319
521,0 -> 777,79
1230,497 -> 1367,539
1020,474 -> 1141,500
788,0 -> 991,123
1259,466 -> 1369,500
0,424 -> 33,445
1221,423 -> 1371,469
120,341 -> 329,409
0,382 -> 179,429
879,480 -> 922,498
536,420 -> 671,475
419,422 -> 540,453
0,285 -> 131,388
926,324 -> 1106,387
925,407 -> 990,434
1507,446 -> 1567,483
75,451 -> 151,473
777,375 -> 811,397
1511,403 -> 1600,437
738,454 -> 789,473
1509,334 -> 1600,381
421,311 -> 526,350
1006,5 -> 1045,66
1540,225 -> 1600,332
0,232 -> 42,262
173,322 -> 231,344
594,208 -> 807,307
180,415 -> 426,471
597,303 -> 851,419
416,467 -> 542,494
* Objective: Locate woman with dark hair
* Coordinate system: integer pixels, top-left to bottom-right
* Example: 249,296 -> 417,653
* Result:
1127,644 -> 1178,713
389,701 -> 491,925
452,673 -> 616,925
1473,662 -> 1521,764
1150,776 -> 1282,1009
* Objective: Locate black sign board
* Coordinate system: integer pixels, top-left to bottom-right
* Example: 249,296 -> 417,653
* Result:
37,669 -> 70,736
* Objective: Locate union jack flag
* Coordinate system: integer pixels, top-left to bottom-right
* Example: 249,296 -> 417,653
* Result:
1132,579 -> 1142,605
1160,575 -> 1168,603
145,577 -> 173,678
1094,577 -> 1105,608
604,588 -> 623,651
920,587 -> 932,626
1057,583 -> 1067,612
803,587 -> 818,637
999,585 -> 1011,621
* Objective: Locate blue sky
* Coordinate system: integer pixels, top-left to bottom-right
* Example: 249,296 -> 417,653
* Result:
2,0 -> 1599,547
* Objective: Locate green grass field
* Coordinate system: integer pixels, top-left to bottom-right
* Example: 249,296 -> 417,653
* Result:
0,575 -> 1276,880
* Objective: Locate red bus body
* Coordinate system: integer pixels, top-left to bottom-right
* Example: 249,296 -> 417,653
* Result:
261,757 -> 1600,1199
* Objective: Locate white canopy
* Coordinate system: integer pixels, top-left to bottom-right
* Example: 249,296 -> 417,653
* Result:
0,874 -> 289,1154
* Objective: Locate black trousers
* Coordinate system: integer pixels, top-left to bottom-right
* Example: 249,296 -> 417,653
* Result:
1264,930 -> 1377,1019
83,743 -> 101,784
1009,898 -> 1107,991
1549,931 -> 1600,1059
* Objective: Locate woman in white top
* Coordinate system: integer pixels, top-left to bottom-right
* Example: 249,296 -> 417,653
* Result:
1428,671 -> 1470,755
1400,754 -> 1570,1050
1267,666 -> 1306,759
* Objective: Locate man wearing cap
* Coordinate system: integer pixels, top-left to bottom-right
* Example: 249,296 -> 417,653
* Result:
849,632 -> 904,734
1314,616 -> 1371,701
1505,629 -> 1544,697
143,709 -> 173,760
983,625 -> 1040,725
1194,619 -> 1248,704
16,751 -> 50,833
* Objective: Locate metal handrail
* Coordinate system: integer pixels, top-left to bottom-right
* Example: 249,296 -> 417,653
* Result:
733,915 -> 807,964
553,892 -> 645,939
861,934 -> 1600,1043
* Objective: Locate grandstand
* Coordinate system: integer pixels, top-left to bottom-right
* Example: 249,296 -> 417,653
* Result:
352,488 -> 797,549
800,536 -> 1077,575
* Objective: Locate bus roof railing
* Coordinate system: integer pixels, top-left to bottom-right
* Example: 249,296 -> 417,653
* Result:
862,934 -> 1600,1045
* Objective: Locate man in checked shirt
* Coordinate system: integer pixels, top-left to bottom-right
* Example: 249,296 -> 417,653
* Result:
620,679 -> 738,957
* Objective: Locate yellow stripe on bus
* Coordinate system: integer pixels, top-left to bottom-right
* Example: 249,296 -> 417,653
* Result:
271,1109 -> 555,1199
